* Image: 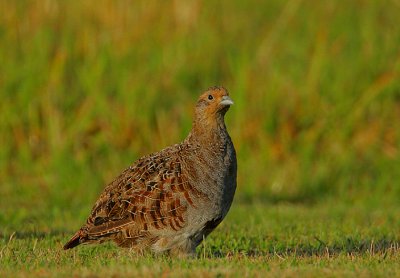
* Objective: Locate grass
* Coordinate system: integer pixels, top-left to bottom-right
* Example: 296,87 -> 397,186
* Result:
1,0 -> 400,276
2,201 -> 400,277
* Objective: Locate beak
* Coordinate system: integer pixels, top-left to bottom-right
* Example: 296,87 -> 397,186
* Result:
220,95 -> 234,106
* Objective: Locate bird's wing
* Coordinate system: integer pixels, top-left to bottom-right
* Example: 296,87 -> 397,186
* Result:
82,146 -> 202,238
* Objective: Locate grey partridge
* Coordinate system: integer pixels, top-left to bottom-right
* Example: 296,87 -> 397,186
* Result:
63,86 -> 237,257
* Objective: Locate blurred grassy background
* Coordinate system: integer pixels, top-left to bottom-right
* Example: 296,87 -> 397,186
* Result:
0,0 -> 400,230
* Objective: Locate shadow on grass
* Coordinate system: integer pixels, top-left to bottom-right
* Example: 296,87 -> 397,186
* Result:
205,236 -> 400,258
2,231 -> 398,259
0,230 -> 70,240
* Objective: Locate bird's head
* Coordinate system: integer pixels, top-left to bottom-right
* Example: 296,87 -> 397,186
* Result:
193,86 -> 233,131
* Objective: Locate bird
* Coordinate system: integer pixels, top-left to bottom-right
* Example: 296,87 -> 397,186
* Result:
63,86 -> 237,257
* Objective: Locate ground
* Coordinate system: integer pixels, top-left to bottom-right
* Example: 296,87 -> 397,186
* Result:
1,200 -> 399,277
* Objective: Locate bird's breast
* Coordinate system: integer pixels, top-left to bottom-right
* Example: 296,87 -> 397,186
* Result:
181,140 -> 236,216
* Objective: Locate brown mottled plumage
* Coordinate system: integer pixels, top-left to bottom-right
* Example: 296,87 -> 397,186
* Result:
63,87 -> 237,257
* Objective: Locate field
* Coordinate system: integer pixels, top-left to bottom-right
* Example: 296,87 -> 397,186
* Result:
1,0 -> 400,277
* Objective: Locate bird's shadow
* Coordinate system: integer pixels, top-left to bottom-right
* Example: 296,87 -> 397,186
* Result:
0,230 -> 69,241
2,231 -> 398,260
202,236 -> 400,259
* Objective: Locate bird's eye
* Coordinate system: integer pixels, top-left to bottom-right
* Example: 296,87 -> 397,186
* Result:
208,95 -> 213,100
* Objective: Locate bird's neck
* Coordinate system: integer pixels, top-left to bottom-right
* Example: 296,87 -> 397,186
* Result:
187,115 -> 229,148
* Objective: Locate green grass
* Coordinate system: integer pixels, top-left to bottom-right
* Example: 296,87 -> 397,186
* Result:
2,201 -> 400,277
1,0 -> 400,276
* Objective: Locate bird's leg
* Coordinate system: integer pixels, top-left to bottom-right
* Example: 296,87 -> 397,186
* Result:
168,240 -> 197,258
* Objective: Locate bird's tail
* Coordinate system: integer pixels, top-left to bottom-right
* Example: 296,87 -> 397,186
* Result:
63,230 -> 87,250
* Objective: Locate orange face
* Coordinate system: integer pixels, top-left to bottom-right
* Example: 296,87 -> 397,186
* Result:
193,87 -> 234,131
196,86 -> 234,116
